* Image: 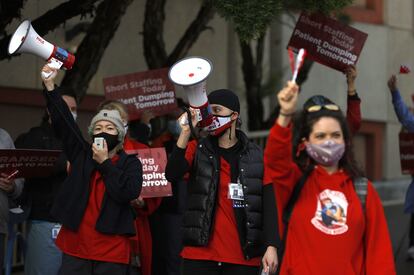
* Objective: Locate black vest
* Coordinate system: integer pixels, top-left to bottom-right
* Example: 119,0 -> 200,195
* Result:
183,131 -> 265,259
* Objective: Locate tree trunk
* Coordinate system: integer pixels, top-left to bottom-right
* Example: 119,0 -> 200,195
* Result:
0,0 -> 100,61
143,0 -> 215,69
239,34 -> 265,131
61,0 -> 134,102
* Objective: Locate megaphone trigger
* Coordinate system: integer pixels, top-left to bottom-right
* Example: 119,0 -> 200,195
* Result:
41,58 -> 63,79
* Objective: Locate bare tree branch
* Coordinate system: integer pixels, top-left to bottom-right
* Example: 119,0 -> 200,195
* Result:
0,0 -> 26,33
61,0 -> 134,102
166,0 -> 215,66
0,0 -> 101,61
143,0 -> 215,69
142,0 -> 167,69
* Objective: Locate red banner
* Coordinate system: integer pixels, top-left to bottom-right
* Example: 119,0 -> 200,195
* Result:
399,132 -> 414,174
103,68 -> 177,120
125,147 -> 172,198
287,12 -> 368,72
0,149 -> 62,178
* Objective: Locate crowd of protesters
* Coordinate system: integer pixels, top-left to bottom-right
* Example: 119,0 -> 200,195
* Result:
0,60 -> 406,275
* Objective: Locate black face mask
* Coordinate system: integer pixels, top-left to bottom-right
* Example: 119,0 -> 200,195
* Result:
92,132 -> 120,152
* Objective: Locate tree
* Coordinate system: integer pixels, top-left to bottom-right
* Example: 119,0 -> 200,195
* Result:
215,0 -> 353,130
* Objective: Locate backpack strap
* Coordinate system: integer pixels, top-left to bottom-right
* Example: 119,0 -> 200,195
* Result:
354,177 -> 368,212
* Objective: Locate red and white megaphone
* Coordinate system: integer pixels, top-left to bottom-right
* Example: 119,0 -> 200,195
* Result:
168,56 -> 213,128
8,20 -> 75,77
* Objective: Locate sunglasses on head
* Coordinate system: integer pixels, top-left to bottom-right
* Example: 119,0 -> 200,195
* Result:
305,96 -> 340,113
306,104 -> 340,112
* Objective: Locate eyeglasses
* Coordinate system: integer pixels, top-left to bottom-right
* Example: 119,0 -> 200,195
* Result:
307,104 -> 340,113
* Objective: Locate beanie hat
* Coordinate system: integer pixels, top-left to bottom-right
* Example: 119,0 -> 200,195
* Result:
208,89 -> 240,113
88,109 -> 125,142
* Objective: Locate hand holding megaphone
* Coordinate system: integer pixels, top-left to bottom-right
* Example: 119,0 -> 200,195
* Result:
41,63 -> 58,91
177,108 -> 198,133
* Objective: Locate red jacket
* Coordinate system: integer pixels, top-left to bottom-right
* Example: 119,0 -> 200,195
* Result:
263,123 -> 395,275
347,95 -> 361,134
124,137 -> 162,275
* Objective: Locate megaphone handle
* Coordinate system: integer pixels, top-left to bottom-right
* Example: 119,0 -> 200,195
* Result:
42,58 -> 63,79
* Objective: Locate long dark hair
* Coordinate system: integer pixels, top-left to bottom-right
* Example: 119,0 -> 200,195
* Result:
292,106 -> 364,179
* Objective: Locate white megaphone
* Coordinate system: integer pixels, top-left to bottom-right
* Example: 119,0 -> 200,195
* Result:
8,20 -> 75,77
169,56 -> 213,128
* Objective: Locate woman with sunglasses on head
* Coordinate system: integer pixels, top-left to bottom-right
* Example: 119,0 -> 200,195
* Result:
263,81 -> 395,274
165,89 -> 280,275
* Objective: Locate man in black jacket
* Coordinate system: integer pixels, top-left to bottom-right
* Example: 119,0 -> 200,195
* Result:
165,89 -> 279,275
15,89 -> 77,275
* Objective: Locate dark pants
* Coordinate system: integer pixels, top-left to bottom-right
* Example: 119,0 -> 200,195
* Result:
0,233 -> 4,275
182,259 -> 259,275
58,254 -> 130,275
410,214 -> 414,246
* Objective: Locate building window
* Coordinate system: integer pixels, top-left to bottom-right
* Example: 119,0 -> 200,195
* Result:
344,0 -> 383,24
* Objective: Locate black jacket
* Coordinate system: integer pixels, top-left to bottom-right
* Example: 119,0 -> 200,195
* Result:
44,87 -> 142,236
15,121 -> 67,222
166,131 -> 278,259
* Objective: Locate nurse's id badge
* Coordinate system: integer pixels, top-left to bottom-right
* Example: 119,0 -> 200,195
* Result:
228,183 -> 244,201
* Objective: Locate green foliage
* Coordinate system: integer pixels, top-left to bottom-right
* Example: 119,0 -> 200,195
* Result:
214,0 -> 282,42
214,0 -> 353,41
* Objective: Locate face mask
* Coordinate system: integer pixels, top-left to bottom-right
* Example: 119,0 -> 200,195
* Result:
167,120 -> 181,137
71,112 -> 77,121
305,140 -> 345,167
92,132 -> 120,152
206,114 -> 233,136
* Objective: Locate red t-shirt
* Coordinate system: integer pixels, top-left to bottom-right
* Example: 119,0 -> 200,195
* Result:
263,122 -> 396,275
180,141 -> 261,266
56,155 -> 131,264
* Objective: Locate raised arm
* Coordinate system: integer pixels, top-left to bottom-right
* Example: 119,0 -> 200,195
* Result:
41,64 -> 88,162
264,81 -> 301,188
345,65 -> 362,134
388,75 -> 414,132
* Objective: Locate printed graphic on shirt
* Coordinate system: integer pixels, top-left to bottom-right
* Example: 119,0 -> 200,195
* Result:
311,189 -> 348,235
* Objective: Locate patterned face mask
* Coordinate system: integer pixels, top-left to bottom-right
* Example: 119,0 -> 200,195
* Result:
205,113 -> 233,136
305,140 -> 345,167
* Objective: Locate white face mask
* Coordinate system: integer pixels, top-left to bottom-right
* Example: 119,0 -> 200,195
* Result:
71,112 -> 77,121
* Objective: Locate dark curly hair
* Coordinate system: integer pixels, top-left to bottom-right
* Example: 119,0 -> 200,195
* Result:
292,96 -> 364,179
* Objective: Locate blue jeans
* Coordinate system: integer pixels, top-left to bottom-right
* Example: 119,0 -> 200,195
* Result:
25,220 -> 63,275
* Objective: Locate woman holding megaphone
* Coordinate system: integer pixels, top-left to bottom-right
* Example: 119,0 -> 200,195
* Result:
165,89 -> 280,275
40,64 -> 143,275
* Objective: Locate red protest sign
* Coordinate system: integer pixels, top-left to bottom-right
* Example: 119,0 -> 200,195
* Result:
125,147 -> 172,198
103,68 -> 177,120
287,12 -> 368,72
399,132 -> 414,174
0,149 -> 62,178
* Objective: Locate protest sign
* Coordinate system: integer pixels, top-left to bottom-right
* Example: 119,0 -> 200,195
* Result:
399,132 -> 414,174
103,68 -> 177,120
125,147 -> 172,198
0,149 -> 62,178
287,12 -> 368,72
